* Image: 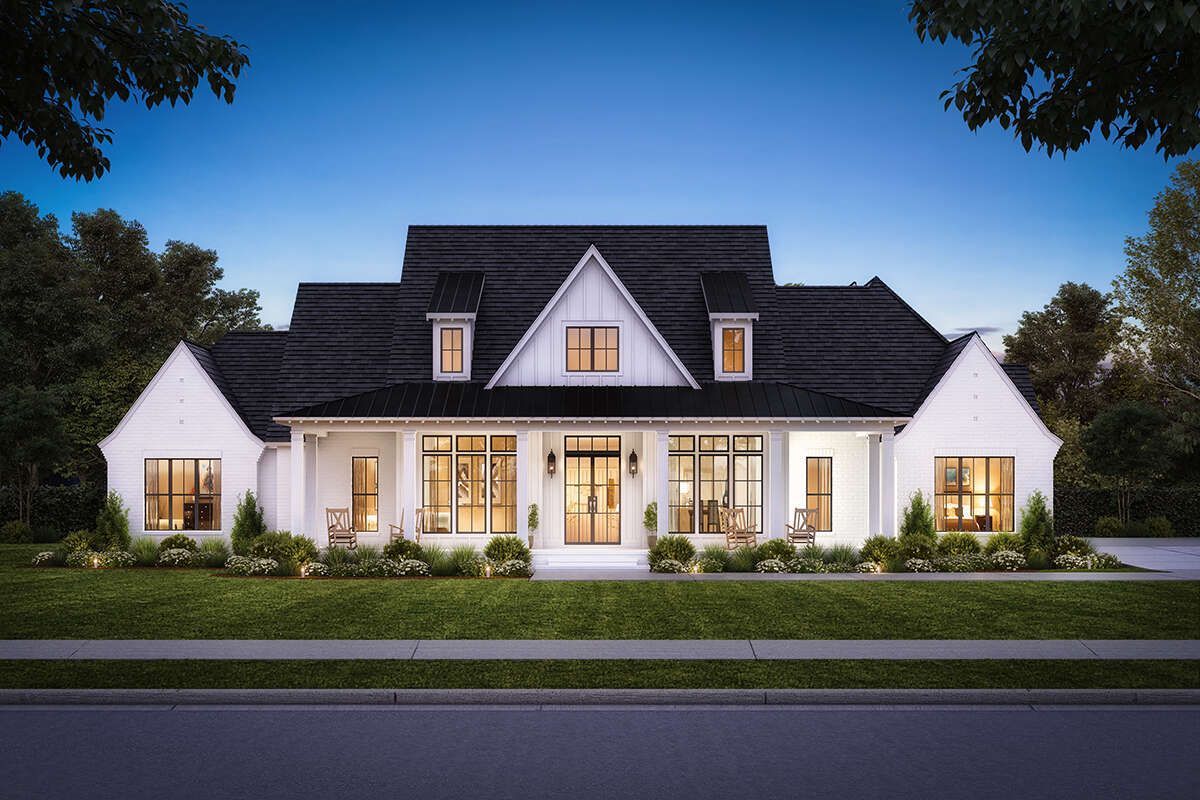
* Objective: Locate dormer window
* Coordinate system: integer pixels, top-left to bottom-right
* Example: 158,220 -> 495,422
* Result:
427,271 -> 484,381
440,327 -> 464,373
722,327 -> 745,373
701,271 -> 757,381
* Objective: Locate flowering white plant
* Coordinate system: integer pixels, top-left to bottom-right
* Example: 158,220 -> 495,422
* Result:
904,558 -> 935,573
1053,553 -> 1091,570
1088,552 -> 1122,570
157,548 -> 197,567
990,550 -> 1027,571
652,558 -> 687,573
755,558 -> 789,573
31,551 -> 57,567
787,557 -> 827,573
302,562 -> 329,577
855,561 -> 881,573
491,558 -> 529,577
225,555 -> 278,576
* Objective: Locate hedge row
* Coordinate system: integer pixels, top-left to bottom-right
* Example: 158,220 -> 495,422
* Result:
0,484 -> 106,541
1055,486 -> 1200,537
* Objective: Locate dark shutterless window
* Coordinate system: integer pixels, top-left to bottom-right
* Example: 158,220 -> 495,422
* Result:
352,456 -> 379,532
670,435 -> 762,534
934,456 -> 1015,532
422,437 -> 453,533
489,436 -> 517,535
566,326 -> 619,372
806,457 -> 832,531
144,458 -> 221,531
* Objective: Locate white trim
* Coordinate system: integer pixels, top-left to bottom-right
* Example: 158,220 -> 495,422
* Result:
432,320 -> 472,381
897,334 -> 1062,447
712,320 -> 753,381
560,319 -> 625,378
485,245 -> 700,390
99,341 -> 262,453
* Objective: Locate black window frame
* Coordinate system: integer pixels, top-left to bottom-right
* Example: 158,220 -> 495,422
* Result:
805,456 -> 832,532
351,455 -> 379,532
143,457 -> 222,531
565,326 -> 619,372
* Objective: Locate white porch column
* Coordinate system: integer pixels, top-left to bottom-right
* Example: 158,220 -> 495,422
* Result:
393,431 -> 403,531
868,434 -> 881,535
654,429 -> 669,539
516,430 -> 530,540
881,430 -> 897,537
767,429 -> 786,539
402,429 -> 418,537
289,430 -> 306,537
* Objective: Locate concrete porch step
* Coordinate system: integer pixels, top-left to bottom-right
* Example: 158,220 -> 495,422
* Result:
531,548 -> 648,571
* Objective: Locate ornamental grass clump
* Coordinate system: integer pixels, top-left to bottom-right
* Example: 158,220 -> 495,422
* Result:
726,545 -> 758,573
129,536 -> 160,566
419,544 -> 455,576
197,538 -> 232,568
826,544 -> 860,567
696,544 -> 729,573
648,535 -> 696,572
449,545 -> 485,577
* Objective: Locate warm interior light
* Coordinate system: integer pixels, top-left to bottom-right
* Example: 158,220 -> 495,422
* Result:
628,449 -> 638,476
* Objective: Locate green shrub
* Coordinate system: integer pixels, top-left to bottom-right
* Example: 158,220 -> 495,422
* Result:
1026,548 -> 1050,570
1093,516 -> 1123,537
643,501 -> 658,532
756,539 -> 797,562
94,491 -> 130,550
696,544 -> 729,573
31,550 -> 65,567
1055,485 -> 1200,537
936,531 -> 981,556
897,531 -> 936,562
0,483 -> 105,535
230,491 -> 267,555
129,537 -> 160,566
726,545 -> 758,572
157,533 -> 199,553
198,538 -> 232,568
897,492 -> 937,560
419,543 -> 454,576
798,544 -> 829,562
354,544 -> 382,562
982,531 -> 1024,556
320,546 -> 355,568
648,534 -> 696,572
483,534 -> 531,564
60,529 -> 97,553
0,520 -> 33,543
1054,534 -> 1095,558
1019,491 -> 1054,554
383,539 -> 423,561
449,544 -> 484,576
826,544 -> 860,566
249,531 -> 318,563
527,503 -> 539,532
274,558 -> 303,577
1144,516 -> 1174,537
31,524 -> 60,543
859,535 -> 898,564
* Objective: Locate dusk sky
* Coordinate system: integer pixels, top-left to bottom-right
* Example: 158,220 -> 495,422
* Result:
0,1 -> 1181,350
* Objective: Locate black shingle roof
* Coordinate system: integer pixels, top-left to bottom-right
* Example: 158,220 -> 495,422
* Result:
177,226 -> 1041,440
700,271 -> 757,314
427,271 -> 485,315
283,381 -> 901,421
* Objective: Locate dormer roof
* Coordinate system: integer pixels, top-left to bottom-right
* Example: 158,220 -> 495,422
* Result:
426,271 -> 485,318
700,271 -> 758,316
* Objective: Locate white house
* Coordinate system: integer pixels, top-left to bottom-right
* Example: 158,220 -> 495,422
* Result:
101,226 -> 1060,568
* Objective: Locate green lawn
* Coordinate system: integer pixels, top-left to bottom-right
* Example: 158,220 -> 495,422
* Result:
2,545 -> 1197,640
2,659 -> 1196,689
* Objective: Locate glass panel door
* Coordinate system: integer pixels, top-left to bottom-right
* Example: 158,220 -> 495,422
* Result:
564,438 -> 621,544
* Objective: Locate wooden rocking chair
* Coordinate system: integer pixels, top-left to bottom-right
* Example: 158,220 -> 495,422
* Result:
388,509 -> 405,543
721,506 -> 758,551
412,507 -> 426,544
786,507 -> 817,546
326,507 -> 357,550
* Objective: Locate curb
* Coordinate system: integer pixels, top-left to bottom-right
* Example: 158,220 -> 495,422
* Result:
1,688 -> 1198,706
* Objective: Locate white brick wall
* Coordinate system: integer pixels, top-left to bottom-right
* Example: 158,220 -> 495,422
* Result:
100,343 -> 265,541
788,431 -> 870,545
894,338 -> 1060,534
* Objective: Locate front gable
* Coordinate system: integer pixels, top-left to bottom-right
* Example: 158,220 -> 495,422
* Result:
486,246 -> 699,388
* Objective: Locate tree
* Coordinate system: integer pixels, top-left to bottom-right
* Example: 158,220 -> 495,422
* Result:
910,1 -> 1200,157
1114,160 -> 1200,452
1003,282 -> 1119,420
230,491 -> 266,555
1,0 -> 249,180
94,491 -> 131,551
1082,402 -> 1175,521
1018,490 -> 1054,554
0,387 -> 69,525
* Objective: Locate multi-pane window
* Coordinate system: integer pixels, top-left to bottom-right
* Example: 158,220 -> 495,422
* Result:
722,327 -> 745,373
669,435 -> 763,534
144,458 -> 221,531
440,327 -> 463,373
667,436 -> 695,534
422,436 -> 453,533
934,456 -> 1015,532
424,434 -> 518,534
352,456 -> 379,532
489,436 -> 517,534
566,326 -> 619,372
805,457 -> 832,531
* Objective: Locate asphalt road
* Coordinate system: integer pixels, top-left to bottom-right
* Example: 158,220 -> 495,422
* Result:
2,705 -> 1198,799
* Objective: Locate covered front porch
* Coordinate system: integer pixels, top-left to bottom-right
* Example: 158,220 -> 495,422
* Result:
277,420 -> 901,565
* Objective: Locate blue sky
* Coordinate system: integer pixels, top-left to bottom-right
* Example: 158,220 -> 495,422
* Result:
0,1 -> 1179,349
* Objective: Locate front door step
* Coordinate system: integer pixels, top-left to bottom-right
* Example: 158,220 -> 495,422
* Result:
532,548 -> 647,570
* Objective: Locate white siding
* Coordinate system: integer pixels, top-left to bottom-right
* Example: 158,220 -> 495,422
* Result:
492,256 -> 690,387
258,447 -> 279,531
310,432 -> 398,546
787,431 -> 871,545
894,339 -> 1060,534
100,344 -> 264,541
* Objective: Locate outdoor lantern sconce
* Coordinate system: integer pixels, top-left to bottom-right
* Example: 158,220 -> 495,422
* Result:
628,449 -> 638,476
547,449 -> 557,476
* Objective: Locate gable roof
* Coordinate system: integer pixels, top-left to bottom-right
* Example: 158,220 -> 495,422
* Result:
165,226 -> 1047,438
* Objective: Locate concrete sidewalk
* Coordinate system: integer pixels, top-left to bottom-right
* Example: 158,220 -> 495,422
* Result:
3,639 -> 1198,660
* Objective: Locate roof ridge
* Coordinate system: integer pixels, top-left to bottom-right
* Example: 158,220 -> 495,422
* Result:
862,276 -> 948,344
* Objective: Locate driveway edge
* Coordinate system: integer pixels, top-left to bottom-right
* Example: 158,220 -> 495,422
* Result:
1,688 -> 1197,706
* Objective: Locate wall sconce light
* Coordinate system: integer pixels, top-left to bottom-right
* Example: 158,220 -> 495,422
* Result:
628,449 -> 639,476
547,449 -> 557,476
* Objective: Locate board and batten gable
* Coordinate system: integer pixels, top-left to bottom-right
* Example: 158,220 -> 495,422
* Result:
894,335 -> 1061,532
488,247 -> 696,388
99,342 -> 265,537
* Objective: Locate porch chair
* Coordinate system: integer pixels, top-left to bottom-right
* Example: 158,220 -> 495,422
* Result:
388,509 -> 405,543
785,507 -> 818,546
413,507 -> 426,544
721,506 -> 758,551
326,507 -> 357,550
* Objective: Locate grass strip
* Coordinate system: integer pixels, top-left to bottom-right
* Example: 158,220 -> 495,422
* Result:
1,660 -> 1196,690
